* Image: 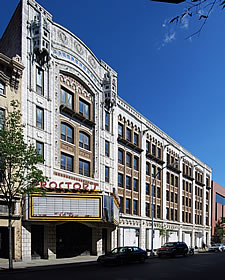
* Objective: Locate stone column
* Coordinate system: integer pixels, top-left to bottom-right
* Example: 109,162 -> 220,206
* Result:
22,223 -> 31,261
92,227 -> 103,256
178,227 -> 182,242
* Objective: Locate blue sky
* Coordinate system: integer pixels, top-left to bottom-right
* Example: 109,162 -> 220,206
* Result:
1,0 -> 225,186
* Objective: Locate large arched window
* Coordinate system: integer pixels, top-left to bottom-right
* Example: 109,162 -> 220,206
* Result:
61,122 -> 74,144
79,131 -> 90,150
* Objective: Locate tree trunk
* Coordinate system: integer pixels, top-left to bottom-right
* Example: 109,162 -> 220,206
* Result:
8,202 -> 13,270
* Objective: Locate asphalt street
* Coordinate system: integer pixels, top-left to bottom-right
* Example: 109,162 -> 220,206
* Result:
0,252 -> 223,280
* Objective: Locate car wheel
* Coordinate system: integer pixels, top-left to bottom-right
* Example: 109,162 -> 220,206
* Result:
139,255 -> 146,263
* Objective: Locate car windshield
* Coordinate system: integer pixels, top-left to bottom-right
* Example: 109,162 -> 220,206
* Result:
163,243 -> 175,247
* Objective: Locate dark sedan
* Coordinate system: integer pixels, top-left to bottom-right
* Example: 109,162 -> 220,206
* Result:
97,246 -> 147,265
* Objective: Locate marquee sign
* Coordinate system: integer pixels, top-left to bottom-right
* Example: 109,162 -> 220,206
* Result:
27,193 -> 103,221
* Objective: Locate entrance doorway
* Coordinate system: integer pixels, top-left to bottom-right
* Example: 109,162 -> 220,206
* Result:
56,222 -> 92,258
31,225 -> 44,259
0,226 -> 14,259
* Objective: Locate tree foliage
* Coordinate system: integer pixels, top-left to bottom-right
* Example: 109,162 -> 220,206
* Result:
170,0 -> 225,38
0,100 -> 47,269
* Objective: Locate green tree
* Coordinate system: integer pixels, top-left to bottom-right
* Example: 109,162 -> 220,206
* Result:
215,217 -> 225,243
0,100 -> 47,270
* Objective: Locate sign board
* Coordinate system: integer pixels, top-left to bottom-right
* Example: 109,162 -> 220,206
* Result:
27,193 -> 103,221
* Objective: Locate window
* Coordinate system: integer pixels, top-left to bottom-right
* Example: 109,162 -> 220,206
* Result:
157,205 -> 161,218
79,131 -> 90,150
105,166 -> 109,182
182,196 -> 184,205
175,209 -> 178,221
118,173 -> 123,188
146,141 -> 150,153
61,153 -> 73,172
61,87 -> 73,109
152,165 -> 156,177
0,81 -> 5,95
36,107 -> 44,129
171,208 -> 174,220
126,198 -> 131,214
118,123 -> 123,137
175,176 -> 178,187
189,183 -> 192,193
133,178 -> 138,192
152,185 -> 156,197
133,200 -> 138,215
166,190 -> 169,201
126,128 -> 131,142
166,172 -> 170,184
134,156 -> 138,170
152,144 -> 156,156
171,174 -> 174,186
134,133 -> 138,146
186,182 -> 189,192
79,159 -> 90,177
175,193 -> 178,203
118,149 -> 124,164
0,109 -> 5,129
167,153 -> 170,164
189,198 -> 191,207
146,183 -> 150,195
119,197 -> 124,212
105,111 -> 110,131
206,191 -> 209,200
61,123 -> 73,144
146,162 -> 150,175
186,197 -> 188,207
146,203 -> 150,216
157,147 -> 161,159
166,208 -> 169,219
171,192 -> 174,202
126,153 -> 131,168
36,141 -> 44,159
79,98 -> 90,119
157,187 -> 161,198
126,176 -> 131,190
157,167 -> 161,180
36,67 -> 44,95
105,140 -> 109,157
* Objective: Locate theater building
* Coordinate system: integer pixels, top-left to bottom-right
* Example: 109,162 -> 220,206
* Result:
0,0 -> 212,260
0,52 -> 24,259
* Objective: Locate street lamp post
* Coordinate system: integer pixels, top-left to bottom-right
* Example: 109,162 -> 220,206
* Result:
150,157 -> 183,256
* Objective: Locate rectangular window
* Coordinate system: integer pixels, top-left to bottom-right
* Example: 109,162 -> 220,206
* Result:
118,173 -> 123,188
36,106 -> 44,129
126,176 -> 131,190
175,193 -> 178,203
157,147 -> 161,159
0,109 -> 5,129
166,207 -> 169,220
36,141 -> 44,159
0,81 -> 5,95
146,203 -> 150,217
146,183 -> 150,195
167,172 -> 170,184
105,166 -> 109,183
79,98 -> 90,119
61,153 -> 73,172
152,144 -> 156,156
133,200 -> 138,215
157,187 -> 161,198
118,149 -> 124,164
171,174 -> 174,186
171,192 -> 174,202
79,159 -> 90,177
105,140 -> 109,157
189,183 -> 192,193
146,141 -> 150,153
61,123 -> 74,144
182,211 -> 185,222
126,128 -> 131,142
157,167 -> 161,180
126,153 -> 132,168
182,196 -> 184,205
61,87 -> 73,109
119,197 -> 124,212
189,198 -> 191,207
134,133 -> 138,146
126,198 -> 131,214
166,190 -> 169,201
171,208 -> 174,220
152,165 -> 156,177
175,176 -> 178,187
36,67 -> 44,95
133,178 -> 138,192
175,209 -> 178,221
105,111 -> 110,131
134,156 -> 138,171
157,205 -> 161,218
146,162 -> 150,175
118,123 -> 123,137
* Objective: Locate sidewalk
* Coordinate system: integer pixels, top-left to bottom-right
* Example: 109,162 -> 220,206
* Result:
0,255 -> 98,272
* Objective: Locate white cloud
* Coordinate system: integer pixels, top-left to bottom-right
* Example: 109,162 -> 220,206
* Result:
163,32 -> 176,44
181,15 -> 189,29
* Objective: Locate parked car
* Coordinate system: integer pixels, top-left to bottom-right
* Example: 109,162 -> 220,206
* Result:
157,242 -> 188,258
208,244 -> 225,252
97,246 -> 147,265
